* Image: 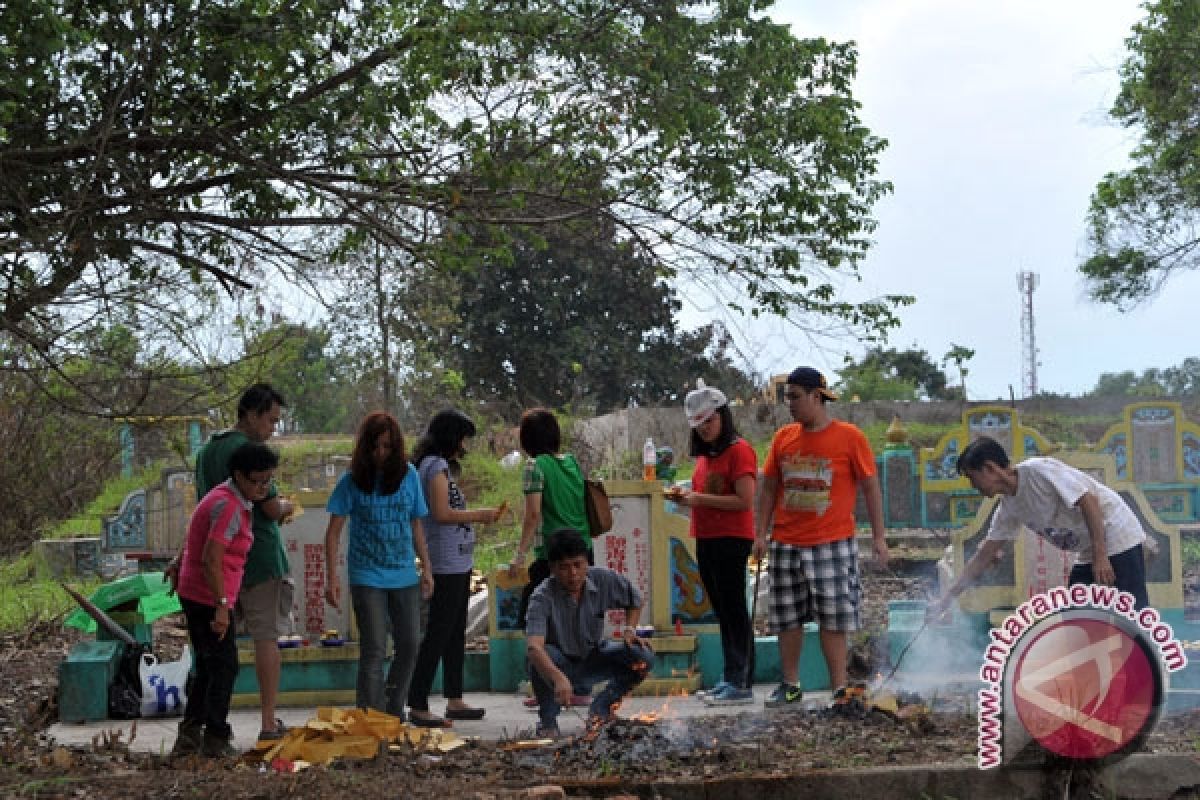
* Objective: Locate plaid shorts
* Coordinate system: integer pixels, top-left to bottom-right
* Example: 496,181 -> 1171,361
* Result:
767,538 -> 861,633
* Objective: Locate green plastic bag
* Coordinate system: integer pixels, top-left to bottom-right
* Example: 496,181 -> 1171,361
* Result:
64,572 -> 182,633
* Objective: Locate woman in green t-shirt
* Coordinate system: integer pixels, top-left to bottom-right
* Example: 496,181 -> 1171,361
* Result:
508,407 -> 593,623
508,407 -> 595,707
506,410 -> 595,604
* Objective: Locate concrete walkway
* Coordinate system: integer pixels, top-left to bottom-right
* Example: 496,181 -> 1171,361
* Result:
48,683 -> 817,754
45,687 -> 1200,798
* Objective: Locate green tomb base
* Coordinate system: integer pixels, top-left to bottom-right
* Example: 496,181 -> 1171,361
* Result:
59,640 -> 123,722
230,628 -> 839,708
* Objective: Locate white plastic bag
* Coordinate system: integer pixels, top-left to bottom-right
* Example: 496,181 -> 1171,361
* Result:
139,646 -> 190,717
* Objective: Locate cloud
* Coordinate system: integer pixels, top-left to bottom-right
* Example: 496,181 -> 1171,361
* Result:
711,0 -> 1187,399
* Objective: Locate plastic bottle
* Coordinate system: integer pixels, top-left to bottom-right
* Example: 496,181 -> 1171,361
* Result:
642,437 -> 657,481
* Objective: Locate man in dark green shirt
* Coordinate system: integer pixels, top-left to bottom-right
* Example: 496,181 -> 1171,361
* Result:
188,383 -> 294,741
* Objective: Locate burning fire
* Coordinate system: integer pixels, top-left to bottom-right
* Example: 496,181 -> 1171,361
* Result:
630,687 -> 689,724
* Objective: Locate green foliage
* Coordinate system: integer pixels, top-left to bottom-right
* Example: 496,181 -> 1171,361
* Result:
1181,532 -> 1200,567
453,222 -> 762,414
639,324 -> 761,409
1014,410 -> 1117,449
943,344 -> 975,400
277,438 -> 353,462
590,450 -> 646,482
1086,358 -> 1200,397
46,464 -> 164,538
0,369 -> 122,556
324,243 -> 473,427
456,223 -> 678,413
457,448 -> 524,576
1089,370 -> 1165,397
246,323 -> 356,433
3,0 -> 906,395
836,347 -> 953,401
0,555 -> 98,633
1082,0 -> 1200,305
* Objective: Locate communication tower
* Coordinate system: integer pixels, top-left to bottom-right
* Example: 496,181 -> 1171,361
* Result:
1017,270 -> 1039,398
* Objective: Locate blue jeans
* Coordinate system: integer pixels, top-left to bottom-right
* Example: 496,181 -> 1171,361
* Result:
529,640 -> 655,729
351,584 -> 421,716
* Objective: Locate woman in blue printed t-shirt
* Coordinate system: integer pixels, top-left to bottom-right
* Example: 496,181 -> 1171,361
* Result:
406,409 -> 504,727
324,411 -> 433,717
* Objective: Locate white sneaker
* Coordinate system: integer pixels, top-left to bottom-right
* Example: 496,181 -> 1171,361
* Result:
695,680 -> 733,700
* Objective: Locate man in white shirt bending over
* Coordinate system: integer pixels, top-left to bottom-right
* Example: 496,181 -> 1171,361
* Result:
930,436 -> 1149,616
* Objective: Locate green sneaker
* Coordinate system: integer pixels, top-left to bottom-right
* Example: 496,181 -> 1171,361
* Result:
764,682 -> 803,708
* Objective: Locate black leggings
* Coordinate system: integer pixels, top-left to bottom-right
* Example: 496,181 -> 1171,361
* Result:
696,537 -> 754,686
180,596 -> 238,738
408,572 -> 473,710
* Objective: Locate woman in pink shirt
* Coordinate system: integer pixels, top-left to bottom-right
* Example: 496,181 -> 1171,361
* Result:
172,442 -> 279,759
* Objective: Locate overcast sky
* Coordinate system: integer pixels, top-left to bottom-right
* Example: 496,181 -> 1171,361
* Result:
706,0 -> 1194,401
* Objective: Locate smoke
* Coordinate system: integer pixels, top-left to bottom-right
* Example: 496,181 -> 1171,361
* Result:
885,609 -> 981,699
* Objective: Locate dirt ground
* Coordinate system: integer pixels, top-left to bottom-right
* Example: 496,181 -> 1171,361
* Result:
3,569 -> 1199,799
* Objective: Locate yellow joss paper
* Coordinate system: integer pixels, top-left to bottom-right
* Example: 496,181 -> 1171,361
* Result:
868,691 -> 899,715
296,738 -> 370,766
435,733 -> 466,753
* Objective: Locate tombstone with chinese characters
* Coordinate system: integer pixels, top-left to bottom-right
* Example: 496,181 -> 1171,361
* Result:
229,479 -> 357,709
278,496 -> 352,640
268,458 -> 354,638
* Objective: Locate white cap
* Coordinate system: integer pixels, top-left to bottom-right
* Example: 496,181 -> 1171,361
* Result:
684,379 -> 727,428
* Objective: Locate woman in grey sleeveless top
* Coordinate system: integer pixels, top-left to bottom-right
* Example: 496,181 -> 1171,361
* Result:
407,409 -> 503,726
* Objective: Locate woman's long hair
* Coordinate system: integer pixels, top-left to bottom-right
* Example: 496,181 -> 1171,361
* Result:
411,409 -> 477,476
688,405 -> 739,458
350,412 -> 407,495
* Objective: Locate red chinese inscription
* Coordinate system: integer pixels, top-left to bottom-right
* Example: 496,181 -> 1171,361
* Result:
303,543 -> 326,634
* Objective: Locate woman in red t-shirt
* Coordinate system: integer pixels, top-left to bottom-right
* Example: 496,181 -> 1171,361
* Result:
672,383 -> 758,705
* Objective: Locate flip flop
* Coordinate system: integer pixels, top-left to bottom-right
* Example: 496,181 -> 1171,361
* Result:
409,714 -> 452,728
444,706 -> 486,721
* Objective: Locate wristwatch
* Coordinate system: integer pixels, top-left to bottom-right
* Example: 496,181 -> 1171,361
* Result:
217,597 -> 230,607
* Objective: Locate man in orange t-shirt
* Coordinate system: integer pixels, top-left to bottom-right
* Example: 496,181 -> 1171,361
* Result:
753,367 -> 888,708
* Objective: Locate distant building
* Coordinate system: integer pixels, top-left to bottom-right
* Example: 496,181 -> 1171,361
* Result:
763,374 -> 789,405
